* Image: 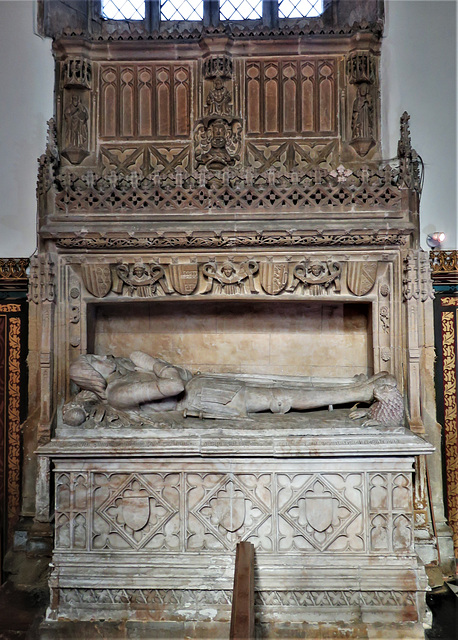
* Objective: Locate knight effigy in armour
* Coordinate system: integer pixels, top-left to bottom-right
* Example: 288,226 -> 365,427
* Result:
63,351 -> 404,427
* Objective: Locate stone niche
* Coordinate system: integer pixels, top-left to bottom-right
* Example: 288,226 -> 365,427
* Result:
90,299 -> 373,378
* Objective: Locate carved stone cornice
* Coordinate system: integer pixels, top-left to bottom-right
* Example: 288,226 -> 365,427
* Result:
57,20 -> 383,45
52,229 -> 411,252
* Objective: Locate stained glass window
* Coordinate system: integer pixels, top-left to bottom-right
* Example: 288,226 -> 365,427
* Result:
102,0 -> 145,20
279,0 -> 323,18
161,0 -> 203,20
220,0 -> 262,20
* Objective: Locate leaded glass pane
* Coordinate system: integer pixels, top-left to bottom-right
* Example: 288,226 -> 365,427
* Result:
161,0 -> 203,20
102,0 -> 145,20
220,0 -> 262,20
279,0 -> 323,18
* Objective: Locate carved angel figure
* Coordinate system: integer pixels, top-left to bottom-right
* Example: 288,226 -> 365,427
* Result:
202,260 -> 258,295
289,260 -> 342,296
113,263 -> 170,297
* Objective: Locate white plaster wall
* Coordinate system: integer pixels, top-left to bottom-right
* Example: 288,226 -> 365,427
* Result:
0,1 -> 455,255
382,0 -> 457,249
0,0 -> 54,257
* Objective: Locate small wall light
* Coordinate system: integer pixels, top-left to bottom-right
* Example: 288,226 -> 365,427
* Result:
426,232 -> 446,249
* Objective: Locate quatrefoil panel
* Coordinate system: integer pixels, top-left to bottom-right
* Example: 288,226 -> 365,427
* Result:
97,474 -> 175,550
279,475 -> 360,551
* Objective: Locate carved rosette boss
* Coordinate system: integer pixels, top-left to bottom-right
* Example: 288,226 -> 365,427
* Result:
346,52 -> 376,157
61,58 -> 92,164
194,55 -> 242,171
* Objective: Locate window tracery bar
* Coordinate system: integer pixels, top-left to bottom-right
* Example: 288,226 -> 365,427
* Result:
102,0 -> 146,20
161,0 -> 204,20
279,0 -> 323,18
220,0 -> 262,20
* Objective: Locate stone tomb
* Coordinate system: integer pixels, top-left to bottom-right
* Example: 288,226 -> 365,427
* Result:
39,405 -> 433,638
27,5 -> 451,636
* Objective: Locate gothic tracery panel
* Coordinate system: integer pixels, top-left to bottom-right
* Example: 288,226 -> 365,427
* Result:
100,63 -> 191,139
245,58 -> 337,137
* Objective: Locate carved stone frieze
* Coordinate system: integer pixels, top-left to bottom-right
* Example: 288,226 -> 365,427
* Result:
55,586 -> 416,611
54,230 -> 410,251
72,257 -> 397,300
58,587 -> 232,607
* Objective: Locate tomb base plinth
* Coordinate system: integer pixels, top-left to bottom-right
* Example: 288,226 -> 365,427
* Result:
38,411 -> 433,639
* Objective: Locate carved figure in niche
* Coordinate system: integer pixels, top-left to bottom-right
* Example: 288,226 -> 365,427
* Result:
194,118 -> 242,171
205,77 -> 232,117
202,260 -> 258,295
349,375 -> 404,427
112,263 -> 172,297
65,93 -> 88,148
351,83 -> 373,139
288,260 -> 341,296
350,83 -> 375,157
63,351 -> 399,424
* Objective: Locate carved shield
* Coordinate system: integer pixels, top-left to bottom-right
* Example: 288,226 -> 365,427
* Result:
81,264 -> 112,298
346,262 -> 377,296
168,264 -> 199,295
121,495 -> 150,532
305,496 -> 333,532
259,262 -> 289,295
214,496 -> 245,533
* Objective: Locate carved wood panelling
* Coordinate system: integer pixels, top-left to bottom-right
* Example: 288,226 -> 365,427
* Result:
100,63 -> 191,139
0,299 -> 27,577
245,58 -> 337,136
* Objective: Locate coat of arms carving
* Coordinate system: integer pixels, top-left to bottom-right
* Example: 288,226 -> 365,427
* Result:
81,264 -> 112,298
347,261 -> 378,296
168,263 -> 199,295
